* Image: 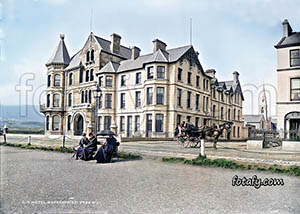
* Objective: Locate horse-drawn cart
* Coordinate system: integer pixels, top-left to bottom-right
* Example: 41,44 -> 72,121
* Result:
176,122 -> 233,149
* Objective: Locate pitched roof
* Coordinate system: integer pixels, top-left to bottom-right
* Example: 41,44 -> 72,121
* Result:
99,61 -> 120,73
94,35 -> 131,59
65,50 -> 82,70
47,35 -> 70,65
118,45 -> 192,72
275,32 -> 300,48
213,79 -> 244,100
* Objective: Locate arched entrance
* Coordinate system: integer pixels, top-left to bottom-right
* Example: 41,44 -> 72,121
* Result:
74,114 -> 84,136
284,112 -> 300,140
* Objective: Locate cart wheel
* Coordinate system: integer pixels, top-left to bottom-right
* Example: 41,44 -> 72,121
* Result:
183,140 -> 190,148
190,141 -> 198,148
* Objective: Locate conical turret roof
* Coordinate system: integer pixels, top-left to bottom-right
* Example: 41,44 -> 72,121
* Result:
47,34 -> 70,65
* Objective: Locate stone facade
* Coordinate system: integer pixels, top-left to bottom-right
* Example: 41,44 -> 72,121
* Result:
41,32 -> 244,139
275,20 -> 300,140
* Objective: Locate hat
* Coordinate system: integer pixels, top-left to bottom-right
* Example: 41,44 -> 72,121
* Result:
82,133 -> 86,136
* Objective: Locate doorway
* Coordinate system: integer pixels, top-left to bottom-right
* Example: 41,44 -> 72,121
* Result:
146,114 -> 152,137
74,114 -> 84,136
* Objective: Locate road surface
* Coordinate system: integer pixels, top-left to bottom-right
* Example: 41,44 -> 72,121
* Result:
0,146 -> 300,214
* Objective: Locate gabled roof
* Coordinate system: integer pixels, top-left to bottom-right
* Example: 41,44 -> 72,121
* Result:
94,35 -> 131,59
275,32 -> 300,48
98,61 -> 120,73
213,79 -> 244,100
65,50 -> 82,70
47,35 -> 70,65
118,45 -> 194,72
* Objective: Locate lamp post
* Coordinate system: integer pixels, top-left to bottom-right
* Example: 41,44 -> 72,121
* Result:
93,85 -> 102,134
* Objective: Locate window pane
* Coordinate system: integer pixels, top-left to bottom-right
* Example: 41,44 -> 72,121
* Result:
291,50 -> 300,66
291,89 -> 300,100
147,88 -> 153,104
105,94 -> 112,108
136,91 -> 141,107
291,50 -> 299,58
54,75 -> 60,86
156,87 -> 164,104
157,66 -> 165,79
53,94 -> 60,107
53,116 -> 60,130
136,72 -> 141,84
291,78 -> 300,89
155,114 -> 163,132
106,76 -> 113,87
147,67 -> 154,79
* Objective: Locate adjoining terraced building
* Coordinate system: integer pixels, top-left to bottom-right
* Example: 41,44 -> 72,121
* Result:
40,32 -> 244,139
275,19 -> 300,140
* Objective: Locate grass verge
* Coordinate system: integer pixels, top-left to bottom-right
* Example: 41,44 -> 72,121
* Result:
0,142 -> 141,160
162,156 -> 300,177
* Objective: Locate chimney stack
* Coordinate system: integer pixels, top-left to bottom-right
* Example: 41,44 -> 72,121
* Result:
130,46 -> 140,60
233,71 -> 239,82
152,39 -> 167,53
110,33 -> 121,54
282,19 -> 293,37
205,69 -> 216,78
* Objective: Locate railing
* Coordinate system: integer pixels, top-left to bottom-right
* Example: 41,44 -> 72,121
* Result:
283,130 -> 300,141
248,129 -> 278,141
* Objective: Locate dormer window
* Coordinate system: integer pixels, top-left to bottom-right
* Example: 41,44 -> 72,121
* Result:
290,49 -> 300,67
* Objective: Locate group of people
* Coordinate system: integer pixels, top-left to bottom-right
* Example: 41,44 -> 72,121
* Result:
74,132 -> 120,163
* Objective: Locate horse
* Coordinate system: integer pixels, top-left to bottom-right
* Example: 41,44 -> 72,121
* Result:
201,122 -> 233,149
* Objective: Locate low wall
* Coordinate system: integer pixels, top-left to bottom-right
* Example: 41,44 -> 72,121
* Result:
247,140 -> 263,150
282,141 -> 300,151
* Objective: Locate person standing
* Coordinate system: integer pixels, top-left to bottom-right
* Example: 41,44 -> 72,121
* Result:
3,124 -> 8,144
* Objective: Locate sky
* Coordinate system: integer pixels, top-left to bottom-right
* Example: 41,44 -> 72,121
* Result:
0,0 -> 300,118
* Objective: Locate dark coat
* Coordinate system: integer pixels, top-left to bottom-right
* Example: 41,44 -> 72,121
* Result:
81,137 -> 98,161
94,137 -> 119,163
79,137 -> 89,148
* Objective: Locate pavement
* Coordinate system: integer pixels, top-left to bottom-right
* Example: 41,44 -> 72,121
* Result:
1,146 -> 300,214
2,134 -> 300,166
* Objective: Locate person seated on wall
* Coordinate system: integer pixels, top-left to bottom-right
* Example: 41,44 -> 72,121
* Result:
81,132 -> 98,161
74,133 -> 89,160
94,134 -> 120,163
